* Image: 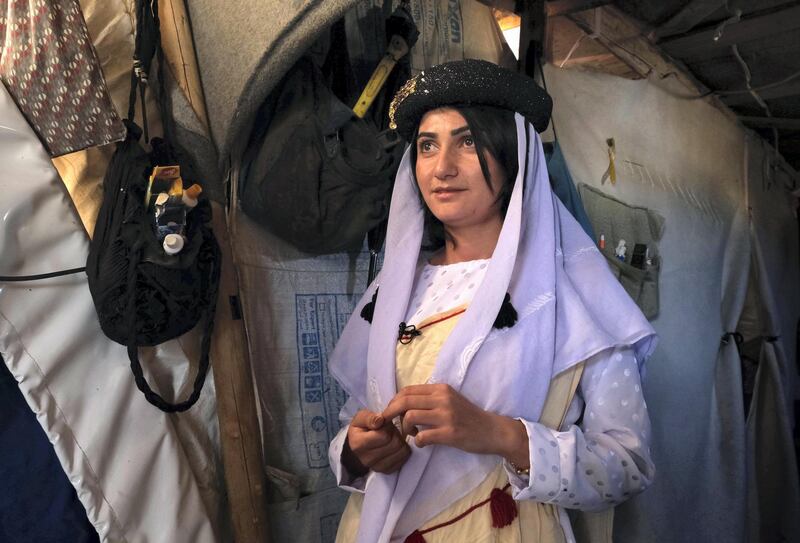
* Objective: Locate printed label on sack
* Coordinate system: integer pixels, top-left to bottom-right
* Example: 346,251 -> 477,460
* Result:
296,294 -> 356,469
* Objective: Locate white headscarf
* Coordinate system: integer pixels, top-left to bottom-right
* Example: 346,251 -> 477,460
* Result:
329,114 -> 656,542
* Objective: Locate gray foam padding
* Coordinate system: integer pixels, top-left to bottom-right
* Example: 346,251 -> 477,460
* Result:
186,0 -> 359,165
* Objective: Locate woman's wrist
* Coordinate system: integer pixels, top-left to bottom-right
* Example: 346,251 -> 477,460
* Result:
491,414 -> 530,469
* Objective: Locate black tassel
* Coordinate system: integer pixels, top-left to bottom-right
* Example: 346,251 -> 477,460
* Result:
493,293 -> 517,329
360,288 -> 379,323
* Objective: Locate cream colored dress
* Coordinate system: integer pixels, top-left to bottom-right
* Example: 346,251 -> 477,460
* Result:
335,305 -> 567,543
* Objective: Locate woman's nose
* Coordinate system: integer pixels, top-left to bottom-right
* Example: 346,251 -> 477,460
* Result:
434,148 -> 458,179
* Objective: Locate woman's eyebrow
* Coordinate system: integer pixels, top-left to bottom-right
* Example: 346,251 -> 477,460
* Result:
417,131 -> 437,140
450,125 -> 470,136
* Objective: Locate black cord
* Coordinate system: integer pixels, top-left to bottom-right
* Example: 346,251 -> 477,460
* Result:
0,267 -> 87,282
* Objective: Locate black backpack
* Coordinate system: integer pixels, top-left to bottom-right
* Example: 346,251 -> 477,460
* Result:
240,8 -> 417,255
85,0 -> 220,413
241,56 -> 401,254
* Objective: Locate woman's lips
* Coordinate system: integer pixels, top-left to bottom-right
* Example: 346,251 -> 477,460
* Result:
432,188 -> 466,200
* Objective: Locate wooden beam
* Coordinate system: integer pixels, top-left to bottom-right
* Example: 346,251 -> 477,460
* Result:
547,5 -> 739,122
545,13 -> 643,79
159,0 -> 210,132
210,203 -> 270,543
661,4 -> 800,59
545,0 -> 612,17
654,0 -> 726,39
721,80 -> 800,107
560,51 -> 619,65
739,116 -> 800,130
566,7 -> 652,77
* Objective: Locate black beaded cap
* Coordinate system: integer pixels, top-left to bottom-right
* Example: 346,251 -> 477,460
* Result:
389,59 -> 553,140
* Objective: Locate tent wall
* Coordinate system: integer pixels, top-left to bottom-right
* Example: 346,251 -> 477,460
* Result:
744,135 -> 800,542
542,64 -> 799,542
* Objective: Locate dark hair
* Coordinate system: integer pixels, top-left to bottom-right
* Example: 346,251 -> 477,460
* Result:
410,105 -> 519,250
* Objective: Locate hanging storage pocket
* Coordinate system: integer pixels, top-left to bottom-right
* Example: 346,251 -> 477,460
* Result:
578,183 -> 664,319
604,254 -> 660,319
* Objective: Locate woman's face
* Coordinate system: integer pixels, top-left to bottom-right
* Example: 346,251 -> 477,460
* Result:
415,108 -> 506,231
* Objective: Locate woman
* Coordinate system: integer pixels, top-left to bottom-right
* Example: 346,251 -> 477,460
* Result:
328,59 -> 656,543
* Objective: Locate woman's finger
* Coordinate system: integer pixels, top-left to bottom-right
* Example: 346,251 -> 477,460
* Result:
370,442 -> 411,474
414,428 -> 453,448
401,408 -> 444,437
396,384 -> 442,396
382,394 -> 439,421
350,409 -> 381,429
350,425 -> 394,452
361,430 -> 407,467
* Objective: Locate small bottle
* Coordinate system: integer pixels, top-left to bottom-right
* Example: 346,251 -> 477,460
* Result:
163,233 -> 185,255
182,184 -> 203,209
615,239 -> 627,261
599,234 -> 606,250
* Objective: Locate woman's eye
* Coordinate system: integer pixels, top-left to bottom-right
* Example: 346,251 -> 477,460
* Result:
464,136 -> 475,147
419,141 -> 433,152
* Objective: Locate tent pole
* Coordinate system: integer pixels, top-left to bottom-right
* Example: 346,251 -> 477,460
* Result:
210,202 -> 270,542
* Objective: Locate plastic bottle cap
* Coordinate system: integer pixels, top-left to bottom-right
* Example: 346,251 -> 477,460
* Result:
184,184 -> 203,199
182,193 -> 199,208
163,233 -> 185,255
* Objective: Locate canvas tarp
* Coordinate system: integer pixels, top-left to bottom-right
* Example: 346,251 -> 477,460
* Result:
744,135 -> 800,543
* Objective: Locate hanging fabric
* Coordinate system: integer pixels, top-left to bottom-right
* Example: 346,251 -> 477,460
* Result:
0,0 -> 125,156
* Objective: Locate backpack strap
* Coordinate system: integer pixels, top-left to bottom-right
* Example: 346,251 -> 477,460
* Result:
124,233 -> 221,413
538,362 -> 584,430
541,362 -> 615,543
127,0 -> 161,139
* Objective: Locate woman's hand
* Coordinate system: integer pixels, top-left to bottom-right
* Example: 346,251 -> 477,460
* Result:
382,384 -> 530,467
343,409 -> 411,477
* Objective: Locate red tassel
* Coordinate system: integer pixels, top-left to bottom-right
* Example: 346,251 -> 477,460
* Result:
405,529 -> 427,543
489,487 -> 518,528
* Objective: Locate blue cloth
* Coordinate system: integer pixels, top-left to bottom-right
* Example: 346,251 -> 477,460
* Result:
0,358 -> 99,543
546,141 -> 596,240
